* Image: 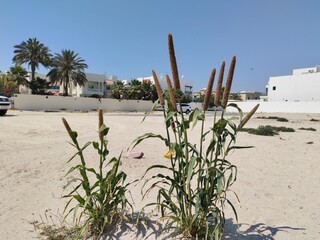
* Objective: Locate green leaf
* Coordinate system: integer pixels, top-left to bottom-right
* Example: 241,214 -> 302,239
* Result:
206,139 -> 216,158
226,198 -> 238,223
65,164 -> 82,176
67,141 -> 91,163
92,141 -> 99,150
227,145 -> 254,155
99,124 -> 109,137
165,111 -> 175,126
227,103 -> 243,120
132,133 -> 168,149
73,194 -> 85,205
141,100 -> 162,123
214,118 -> 228,135
189,108 -> 204,129
192,193 -> 200,224
186,157 -> 197,185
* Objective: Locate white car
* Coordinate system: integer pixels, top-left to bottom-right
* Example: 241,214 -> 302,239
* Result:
0,95 -> 11,116
177,103 -> 192,114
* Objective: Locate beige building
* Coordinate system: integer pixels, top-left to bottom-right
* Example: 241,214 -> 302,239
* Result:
238,91 -> 263,101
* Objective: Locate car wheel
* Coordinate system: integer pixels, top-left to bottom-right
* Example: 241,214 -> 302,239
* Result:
185,109 -> 190,114
0,110 -> 7,116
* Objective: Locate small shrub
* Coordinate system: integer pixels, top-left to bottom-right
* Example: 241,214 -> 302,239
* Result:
249,125 -> 278,136
257,116 -> 289,122
241,125 -> 294,136
310,118 -> 319,122
273,126 -> 295,132
44,110 -> 59,113
61,109 -> 133,238
35,223 -> 82,240
299,127 -> 317,131
276,117 -> 289,122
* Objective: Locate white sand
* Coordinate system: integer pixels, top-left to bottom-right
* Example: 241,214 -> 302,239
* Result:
0,110 -> 319,239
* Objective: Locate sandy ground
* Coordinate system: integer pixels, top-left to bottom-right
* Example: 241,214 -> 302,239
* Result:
0,109 -> 320,240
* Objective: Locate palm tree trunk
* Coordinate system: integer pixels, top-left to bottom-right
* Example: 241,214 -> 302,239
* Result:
65,75 -> 69,96
31,65 -> 36,81
64,82 -> 68,96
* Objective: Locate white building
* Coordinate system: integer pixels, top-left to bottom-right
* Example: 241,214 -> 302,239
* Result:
267,66 -> 320,101
71,73 -> 106,97
136,75 -> 193,95
22,72 -> 114,97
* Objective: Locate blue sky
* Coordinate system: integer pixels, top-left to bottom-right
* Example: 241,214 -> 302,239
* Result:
1,0 -> 320,92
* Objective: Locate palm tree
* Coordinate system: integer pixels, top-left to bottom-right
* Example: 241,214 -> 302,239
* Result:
8,65 -> 29,87
128,79 -> 143,100
141,81 -> 157,101
12,38 -> 52,81
229,93 -> 242,101
111,81 -> 125,99
47,50 -> 88,96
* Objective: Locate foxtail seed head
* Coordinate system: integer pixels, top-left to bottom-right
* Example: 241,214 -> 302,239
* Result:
237,104 -> 260,131
221,56 -> 236,108
214,61 -> 225,106
168,33 -> 180,90
62,117 -> 77,144
166,75 -> 177,111
98,108 -> 104,141
203,68 -> 216,111
152,70 -> 164,106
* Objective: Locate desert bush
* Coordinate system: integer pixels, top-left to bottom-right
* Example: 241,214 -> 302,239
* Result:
310,118 -> 319,122
299,127 -> 316,131
273,126 -> 295,132
242,125 -> 278,136
241,125 -> 295,136
133,34 -> 259,239
257,116 -> 289,122
61,109 -> 133,238
276,117 -> 289,122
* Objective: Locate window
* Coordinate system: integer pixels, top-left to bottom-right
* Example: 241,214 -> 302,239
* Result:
272,86 -> 276,91
49,86 -> 59,90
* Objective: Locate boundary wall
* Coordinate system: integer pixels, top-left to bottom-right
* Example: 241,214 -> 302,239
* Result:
12,94 -> 153,112
11,95 -> 320,113
225,101 -> 320,113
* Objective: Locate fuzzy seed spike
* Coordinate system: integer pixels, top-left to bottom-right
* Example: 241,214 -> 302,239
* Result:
166,75 -> 177,111
98,109 -> 104,141
203,68 -> 216,111
221,56 -> 236,108
152,70 -> 165,106
168,33 -> 180,90
62,117 -> 77,144
214,61 -> 225,106
237,104 -> 260,131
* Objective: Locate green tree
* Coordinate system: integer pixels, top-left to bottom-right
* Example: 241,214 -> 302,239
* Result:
47,50 -> 88,96
194,94 -> 204,103
29,77 -> 49,94
8,65 -> 29,87
111,81 -> 125,99
141,82 -> 157,101
194,94 -> 214,108
229,92 -> 242,100
128,79 -> 143,100
180,94 -> 192,103
12,38 -> 52,81
0,73 -> 18,96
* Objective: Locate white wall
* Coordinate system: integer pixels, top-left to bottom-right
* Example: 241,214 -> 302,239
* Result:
268,68 -> 320,101
12,94 -> 153,112
225,101 -> 320,113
